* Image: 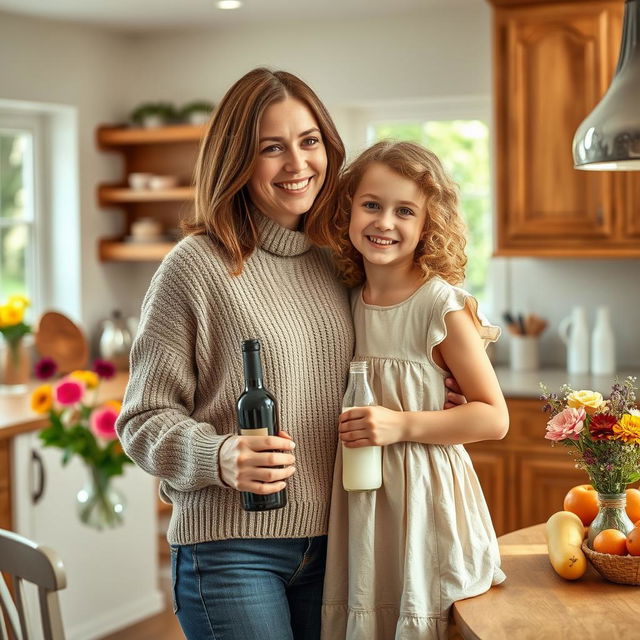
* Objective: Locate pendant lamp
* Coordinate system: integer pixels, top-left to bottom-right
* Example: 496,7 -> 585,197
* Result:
573,0 -> 640,170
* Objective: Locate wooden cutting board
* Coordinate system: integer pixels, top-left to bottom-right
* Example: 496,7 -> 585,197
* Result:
35,312 -> 89,374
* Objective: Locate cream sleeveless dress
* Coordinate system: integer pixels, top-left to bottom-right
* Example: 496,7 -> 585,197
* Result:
321,276 -> 506,640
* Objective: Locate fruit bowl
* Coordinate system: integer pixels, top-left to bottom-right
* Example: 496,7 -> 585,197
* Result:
582,541 -> 640,585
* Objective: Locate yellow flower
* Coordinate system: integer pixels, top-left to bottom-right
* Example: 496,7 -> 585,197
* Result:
0,304 -> 23,327
7,294 -> 30,309
566,389 -> 606,415
31,384 -> 53,414
104,400 -> 122,413
69,370 -> 99,390
612,414 -> 640,444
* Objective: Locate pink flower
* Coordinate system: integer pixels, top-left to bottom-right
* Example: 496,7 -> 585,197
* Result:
54,378 -> 85,406
92,359 -> 116,380
545,407 -> 586,441
90,406 -> 119,440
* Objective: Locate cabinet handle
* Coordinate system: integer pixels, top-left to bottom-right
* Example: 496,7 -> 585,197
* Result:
31,450 -> 46,505
596,205 -> 604,225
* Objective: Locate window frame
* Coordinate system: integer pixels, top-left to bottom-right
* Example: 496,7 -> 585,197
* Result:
0,110 -> 46,320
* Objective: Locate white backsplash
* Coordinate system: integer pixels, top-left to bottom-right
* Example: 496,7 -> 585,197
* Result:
495,258 -> 640,369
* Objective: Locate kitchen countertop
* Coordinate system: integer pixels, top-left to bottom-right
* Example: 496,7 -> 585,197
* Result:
1,368 -> 639,438
494,367 -> 640,400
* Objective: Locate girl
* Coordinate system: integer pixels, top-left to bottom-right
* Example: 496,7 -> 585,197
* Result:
321,141 -> 508,640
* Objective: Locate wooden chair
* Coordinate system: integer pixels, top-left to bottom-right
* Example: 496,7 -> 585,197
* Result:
0,528 -> 66,640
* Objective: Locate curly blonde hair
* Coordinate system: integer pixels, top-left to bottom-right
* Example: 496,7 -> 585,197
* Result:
326,141 -> 467,288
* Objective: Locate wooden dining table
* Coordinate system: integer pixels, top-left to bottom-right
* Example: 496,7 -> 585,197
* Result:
452,523 -> 639,639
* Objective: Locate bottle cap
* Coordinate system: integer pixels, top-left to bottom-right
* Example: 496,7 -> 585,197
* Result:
349,360 -> 368,373
242,338 -> 261,352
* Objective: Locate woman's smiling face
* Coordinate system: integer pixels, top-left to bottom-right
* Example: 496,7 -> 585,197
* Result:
348,162 -> 428,270
247,97 -> 328,230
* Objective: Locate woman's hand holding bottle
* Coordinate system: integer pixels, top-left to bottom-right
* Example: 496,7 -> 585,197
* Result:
219,430 -> 296,493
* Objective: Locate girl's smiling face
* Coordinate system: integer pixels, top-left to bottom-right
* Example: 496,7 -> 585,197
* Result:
248,97 -> 327,230
348,162 -> 428,270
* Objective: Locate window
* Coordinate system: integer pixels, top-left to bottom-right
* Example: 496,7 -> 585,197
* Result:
0,115 -> 40,308
368,118 -> 492,304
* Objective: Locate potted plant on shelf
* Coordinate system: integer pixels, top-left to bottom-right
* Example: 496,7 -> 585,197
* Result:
178,100 -> 215,125
130,102 -> 177,128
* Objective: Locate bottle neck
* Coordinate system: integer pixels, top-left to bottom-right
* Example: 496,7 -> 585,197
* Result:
242,350 -> 264,389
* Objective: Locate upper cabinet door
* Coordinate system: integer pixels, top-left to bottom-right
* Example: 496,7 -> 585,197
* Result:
494,2 -> 622,255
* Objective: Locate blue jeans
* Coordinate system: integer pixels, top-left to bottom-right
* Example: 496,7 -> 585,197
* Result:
170,536 -> 327,640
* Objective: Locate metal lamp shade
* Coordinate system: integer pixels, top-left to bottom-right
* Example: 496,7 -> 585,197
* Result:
573,0 -> 640,170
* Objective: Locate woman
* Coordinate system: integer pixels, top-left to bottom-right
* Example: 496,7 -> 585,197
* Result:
116,67 -> 464,640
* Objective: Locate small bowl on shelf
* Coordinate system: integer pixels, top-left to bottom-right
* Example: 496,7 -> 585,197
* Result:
581,541 -> 640,585
128,172 -> 153,190
148,175 -> 179,190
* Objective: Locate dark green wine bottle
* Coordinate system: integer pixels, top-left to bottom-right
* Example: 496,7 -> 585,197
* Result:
236,339 -> 287,511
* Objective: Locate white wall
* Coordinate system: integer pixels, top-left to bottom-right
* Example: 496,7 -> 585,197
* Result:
0,11 -> 141,340
2,4 -> 640,368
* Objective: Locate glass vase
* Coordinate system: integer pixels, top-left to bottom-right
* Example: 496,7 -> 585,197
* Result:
76,466 -> 126,531
586,492 -> 635,547
0,337 -> 29,395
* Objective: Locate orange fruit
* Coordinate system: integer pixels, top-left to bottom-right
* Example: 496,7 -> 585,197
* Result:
626,488 -> 640,524
593,529 -> 628,555
563,484 -> 599,526
626,526 -> 640,556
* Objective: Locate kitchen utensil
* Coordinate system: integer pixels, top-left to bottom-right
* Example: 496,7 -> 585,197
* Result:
128,172 -> 152,190
148,175 -> 178,190
35,312 -> 89,373
98,310 -> 132,371
509,335 -> 539,372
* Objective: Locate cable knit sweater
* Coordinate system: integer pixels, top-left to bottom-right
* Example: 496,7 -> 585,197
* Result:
116,214 -> 354,544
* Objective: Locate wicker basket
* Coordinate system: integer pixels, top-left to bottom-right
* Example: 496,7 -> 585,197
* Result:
582,541 -> 640,585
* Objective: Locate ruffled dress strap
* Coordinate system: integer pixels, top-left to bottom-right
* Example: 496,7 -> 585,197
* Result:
426,279 -> 500,369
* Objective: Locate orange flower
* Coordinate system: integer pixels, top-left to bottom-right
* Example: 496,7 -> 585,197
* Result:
104,400 -> 122,413
612,414 -> 640,444
69,370 -> 99,389
31,384 -> 53,414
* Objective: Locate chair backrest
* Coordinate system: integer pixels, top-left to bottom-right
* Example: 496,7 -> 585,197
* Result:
0,528 -> 67,640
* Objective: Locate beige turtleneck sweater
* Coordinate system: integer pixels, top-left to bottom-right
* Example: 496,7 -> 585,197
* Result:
116,214 -> 354,544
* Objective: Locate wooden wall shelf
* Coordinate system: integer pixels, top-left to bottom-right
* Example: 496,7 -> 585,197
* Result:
97,123 -> 202,261
98,185 -> 195,205
97,124 -> 206,147
99,238 -> 176,262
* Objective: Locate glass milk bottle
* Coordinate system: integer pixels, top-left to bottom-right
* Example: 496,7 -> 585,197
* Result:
342,361 -> 382,491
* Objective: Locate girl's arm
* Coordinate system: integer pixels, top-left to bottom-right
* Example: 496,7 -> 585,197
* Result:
339,307 -> 509,447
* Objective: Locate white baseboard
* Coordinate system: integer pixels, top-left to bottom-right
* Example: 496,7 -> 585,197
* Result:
67,589 -> 166,640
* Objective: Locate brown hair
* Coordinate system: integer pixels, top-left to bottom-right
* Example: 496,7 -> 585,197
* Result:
326,140 -> 467,288
182,67 -> 345,275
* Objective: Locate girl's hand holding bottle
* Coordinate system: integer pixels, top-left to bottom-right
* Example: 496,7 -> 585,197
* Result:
339,406 -> 406,447
219,431 -> 296,494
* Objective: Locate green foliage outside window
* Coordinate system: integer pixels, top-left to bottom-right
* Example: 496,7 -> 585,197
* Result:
0,132 -> 30,299
371,121 -> 491,303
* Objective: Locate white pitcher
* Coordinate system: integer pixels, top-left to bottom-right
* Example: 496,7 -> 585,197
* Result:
558,306 -> 589,375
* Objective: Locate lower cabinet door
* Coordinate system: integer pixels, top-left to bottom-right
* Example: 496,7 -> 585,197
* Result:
466,446 -> 507,537
515,452 -> 586,529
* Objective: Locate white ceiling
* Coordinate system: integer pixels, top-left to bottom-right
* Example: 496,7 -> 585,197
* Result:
0,0 -> 477,33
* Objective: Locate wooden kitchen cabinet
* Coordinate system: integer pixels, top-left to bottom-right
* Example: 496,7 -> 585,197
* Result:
466,397 -> 586,535
96,124 -> 206,262
489,0 -> 640,257
0,440 -> 11,530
